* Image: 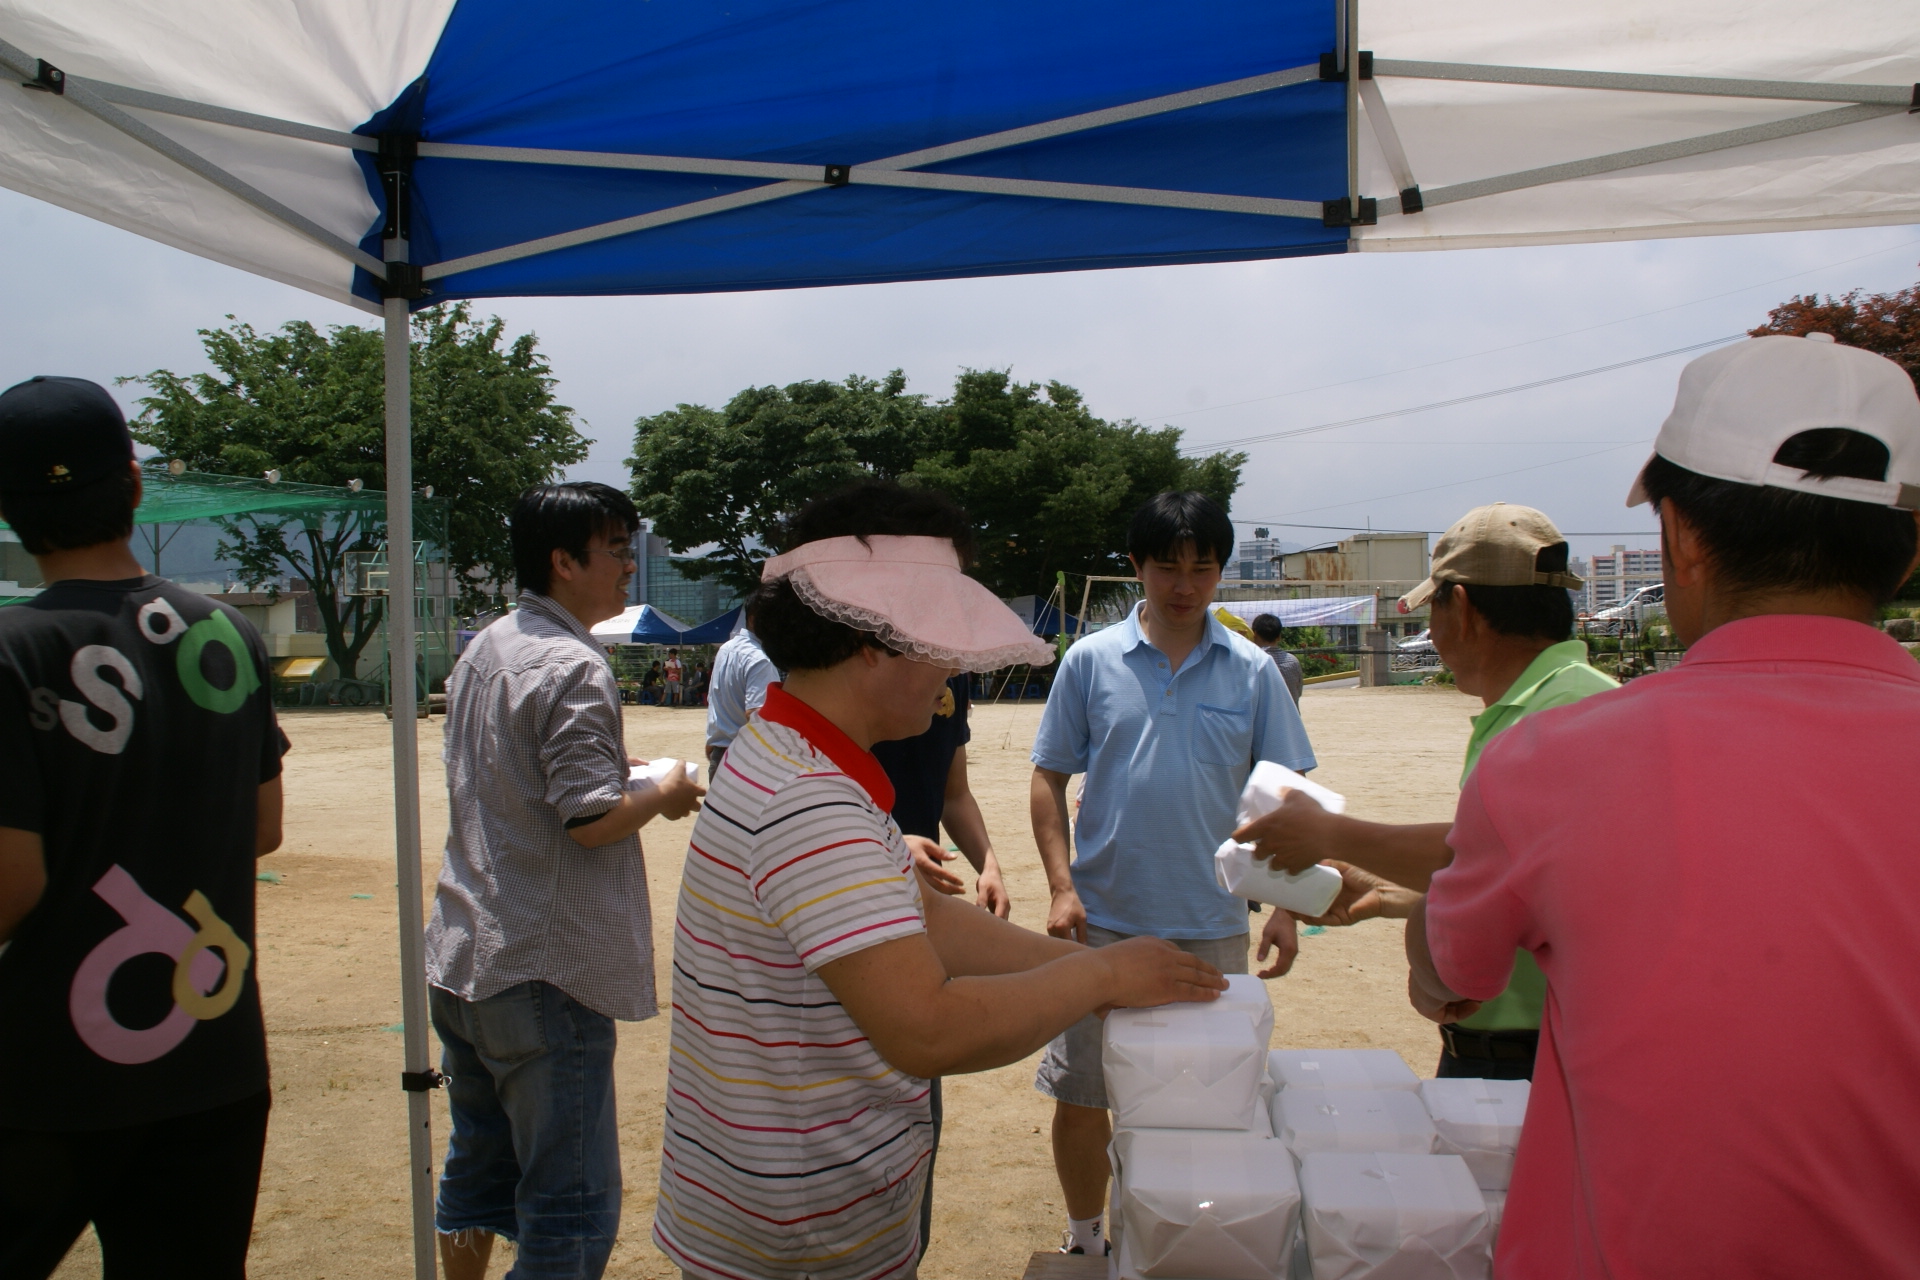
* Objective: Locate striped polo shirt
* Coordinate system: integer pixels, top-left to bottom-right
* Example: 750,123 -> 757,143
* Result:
653,684 -> 933,1280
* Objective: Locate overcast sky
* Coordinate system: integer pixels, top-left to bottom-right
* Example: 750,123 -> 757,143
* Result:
4,185 -> 1915,563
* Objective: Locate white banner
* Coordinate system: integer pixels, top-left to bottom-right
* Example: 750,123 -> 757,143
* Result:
1215,597 -> 1378,628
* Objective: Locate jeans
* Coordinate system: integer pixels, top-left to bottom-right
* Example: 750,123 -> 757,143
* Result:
0,1089 -> 269,1280
431,981 -> 621,1279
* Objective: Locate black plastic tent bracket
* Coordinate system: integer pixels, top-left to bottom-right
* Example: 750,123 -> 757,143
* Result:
22,59 -> 64,94
1319,51 -> 1373,82
1322,197 -> 1378,227
823,164 -> 852,186
401,1068 -> 448,1092
1399,185 -> 1424,214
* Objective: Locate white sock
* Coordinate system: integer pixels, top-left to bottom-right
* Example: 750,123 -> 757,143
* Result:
1067,1216 -> 1104,1250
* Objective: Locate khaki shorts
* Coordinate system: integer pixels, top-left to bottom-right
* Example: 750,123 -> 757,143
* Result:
1033,924 -> 1249,1110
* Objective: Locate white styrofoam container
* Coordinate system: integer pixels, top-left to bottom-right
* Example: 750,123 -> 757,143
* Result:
1215,840 -> 1345,918
1297,1152 -> 1493,1280
1268,1049 -> 1420,1094
1482,1188 -> 1506,1247
628,757 -> 699,789
1111,1129 -> 1300,1280
1104,1003 -> 1266,1132
1238,760 -> 1348,822
1418,1079 -> 1529,1191
1274,1089 -> 1438,1159
1218,973 -> 1276,1045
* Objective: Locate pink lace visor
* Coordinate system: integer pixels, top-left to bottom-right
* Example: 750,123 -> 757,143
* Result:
761,535 -> 1056,671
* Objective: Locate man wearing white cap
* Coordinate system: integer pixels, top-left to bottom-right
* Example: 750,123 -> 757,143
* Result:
652,482 -> 1227,1280
1407,333 -> 1920,1275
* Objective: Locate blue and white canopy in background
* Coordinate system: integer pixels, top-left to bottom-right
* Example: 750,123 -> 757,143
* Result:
587,602 -> 692,645
3,4 -> 1915,1275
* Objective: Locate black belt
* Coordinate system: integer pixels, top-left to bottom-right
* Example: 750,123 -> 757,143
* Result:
1440,1024 -> 1538,1062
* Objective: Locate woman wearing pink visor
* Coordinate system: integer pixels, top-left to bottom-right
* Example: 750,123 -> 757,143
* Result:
653,482 -> 1226,1280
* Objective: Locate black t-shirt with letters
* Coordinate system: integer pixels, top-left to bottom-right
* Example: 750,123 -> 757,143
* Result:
871,675 -> 972,840
0,576 -> 286,1131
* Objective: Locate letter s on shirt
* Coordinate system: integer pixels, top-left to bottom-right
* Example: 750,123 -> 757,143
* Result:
59,645 -> 143,755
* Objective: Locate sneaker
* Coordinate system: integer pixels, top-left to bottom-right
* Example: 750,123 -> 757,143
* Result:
1058,1231 -> 1111,1256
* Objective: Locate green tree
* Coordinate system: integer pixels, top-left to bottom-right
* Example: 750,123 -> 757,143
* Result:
628,371 -> 932,596
908,371 -> 1244,600
628,368 -> 1243,604
128,304 -> 588,678
1752,275 -> 1920,598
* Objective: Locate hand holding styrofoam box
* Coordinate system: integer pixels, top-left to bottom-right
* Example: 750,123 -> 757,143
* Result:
1419,1079 -> 1529,1191
1103,1003 -> 1266,1132
1218,973 -> 1276,1045
1275,1088 -> 1438,1159
628,757 -> 699,790
1268,1048 -> 1420,1094
1297,1152 -> 1493,1280
1111,1129 -> 1300,1280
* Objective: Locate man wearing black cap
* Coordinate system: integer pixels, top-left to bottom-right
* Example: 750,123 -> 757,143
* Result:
0,377 -> 288,1279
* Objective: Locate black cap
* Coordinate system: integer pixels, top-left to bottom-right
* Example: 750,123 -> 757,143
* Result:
0,377 -> 135,495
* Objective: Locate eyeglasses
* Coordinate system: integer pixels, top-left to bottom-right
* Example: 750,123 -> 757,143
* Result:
596,547 -> 639,567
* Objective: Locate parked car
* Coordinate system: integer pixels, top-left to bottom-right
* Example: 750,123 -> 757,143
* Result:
1397,629 -> 1437,654
1588,582 -> 1665,633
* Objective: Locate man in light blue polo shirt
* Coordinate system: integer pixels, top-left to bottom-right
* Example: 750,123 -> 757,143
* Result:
1029,491 -> 1315,1257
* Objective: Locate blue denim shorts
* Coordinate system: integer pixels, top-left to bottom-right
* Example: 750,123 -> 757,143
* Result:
1033,926 -> 1249,1110
431,981 -> 621,1279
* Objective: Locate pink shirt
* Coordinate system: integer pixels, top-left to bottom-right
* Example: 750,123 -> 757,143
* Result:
1429,615 -> 1920,1279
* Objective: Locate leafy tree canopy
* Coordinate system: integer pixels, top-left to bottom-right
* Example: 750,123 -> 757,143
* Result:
628,371 -> 932,597
127,303 -> 588,677
629,368 -> 1243,601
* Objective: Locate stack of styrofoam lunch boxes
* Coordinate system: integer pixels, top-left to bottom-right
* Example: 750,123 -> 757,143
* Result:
1103,981 -> 1525,1280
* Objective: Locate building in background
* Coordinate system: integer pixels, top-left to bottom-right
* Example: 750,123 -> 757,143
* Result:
1236,528 -> 1283,582
630,521 -> 742,623
1586,544 -> 1661,612
1214,529 -> 1433,643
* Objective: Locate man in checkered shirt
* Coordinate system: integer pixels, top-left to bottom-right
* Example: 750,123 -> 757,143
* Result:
425,482 -> 704,1280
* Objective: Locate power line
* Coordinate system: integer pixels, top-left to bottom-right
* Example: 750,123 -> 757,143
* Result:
1267,442 -> 1647,520
1231,518 -> 1660,537
1145,233 -> 1920,425
1181,337 -> 1739,456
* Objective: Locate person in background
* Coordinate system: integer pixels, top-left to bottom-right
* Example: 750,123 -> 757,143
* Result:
426,483 -> 704,1280
691,660 -> 710,706
0,377 -> 288,1280
1029,490 -> 1315,1258
704,605 -> 780,777
662,648 -> 683,707
654,480 -> 1225,1280
1248,613 -> 1305,704
1234,503 -> 1607,1080
1412,334 -> 1920,1274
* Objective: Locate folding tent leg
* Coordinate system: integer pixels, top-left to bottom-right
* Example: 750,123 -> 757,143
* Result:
384,294 -> 439,1280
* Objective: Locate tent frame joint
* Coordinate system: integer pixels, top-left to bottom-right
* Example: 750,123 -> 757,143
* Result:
401,1068 -> 448,1093
21,58 -> 64,94
1397,185 -> 1423,214
379,262 -> 429,300
822,164 -> 852,186
1909,84 -> 1919,113
1323,196 -> 1377,227
1321,50 -> 1373,82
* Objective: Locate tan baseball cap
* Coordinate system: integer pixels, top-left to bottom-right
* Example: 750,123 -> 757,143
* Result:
1397,503 -> 1584,613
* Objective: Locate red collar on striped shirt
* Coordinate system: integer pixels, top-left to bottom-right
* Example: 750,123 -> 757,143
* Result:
758,683 -> 897,812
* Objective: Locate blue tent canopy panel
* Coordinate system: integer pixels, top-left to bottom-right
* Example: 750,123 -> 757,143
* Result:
352,0 -> 1346,306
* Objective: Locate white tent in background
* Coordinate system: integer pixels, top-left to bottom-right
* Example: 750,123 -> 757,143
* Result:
1,3 -> 1913,1275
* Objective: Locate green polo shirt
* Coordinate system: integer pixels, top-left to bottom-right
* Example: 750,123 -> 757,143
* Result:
1452,640 -> 1617,1031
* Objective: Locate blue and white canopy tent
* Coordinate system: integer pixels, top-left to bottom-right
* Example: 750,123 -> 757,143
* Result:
3,2 -> 1916,1272
587,602 -> 692,645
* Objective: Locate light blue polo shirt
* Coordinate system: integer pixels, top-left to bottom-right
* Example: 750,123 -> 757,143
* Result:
1032,604 -> 1316,939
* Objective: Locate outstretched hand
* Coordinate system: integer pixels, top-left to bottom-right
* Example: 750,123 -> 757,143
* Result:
654,763 -> 706,821
1293,861 -> 1419,927
1231,787 -> 1343,875
1096,936 -> 1228,1012
906,836 -> 968,896
1256,909 -> 1298,978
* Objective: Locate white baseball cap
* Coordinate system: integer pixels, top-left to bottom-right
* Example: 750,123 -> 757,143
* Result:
1626,333 -> 1920,511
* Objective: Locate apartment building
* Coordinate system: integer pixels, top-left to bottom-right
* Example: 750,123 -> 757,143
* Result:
1586,544 -> 1661,611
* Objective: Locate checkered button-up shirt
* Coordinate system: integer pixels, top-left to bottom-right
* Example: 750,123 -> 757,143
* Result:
425,593 -> 657,1021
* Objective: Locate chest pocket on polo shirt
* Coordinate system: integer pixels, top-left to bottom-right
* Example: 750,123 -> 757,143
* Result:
1192,703 -> 1253,767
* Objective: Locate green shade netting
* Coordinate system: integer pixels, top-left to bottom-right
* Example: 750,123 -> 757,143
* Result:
1,467 -> 411,529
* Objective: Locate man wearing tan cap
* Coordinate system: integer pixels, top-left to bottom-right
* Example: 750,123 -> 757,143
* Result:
1231,501 -> 1611,1079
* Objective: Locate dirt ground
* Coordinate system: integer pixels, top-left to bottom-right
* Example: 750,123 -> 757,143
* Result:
54,684 -> 1481,1279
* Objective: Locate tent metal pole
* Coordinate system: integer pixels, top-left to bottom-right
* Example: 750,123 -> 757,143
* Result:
1345,0 -> 1360,227
383,284 -> 438,1280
